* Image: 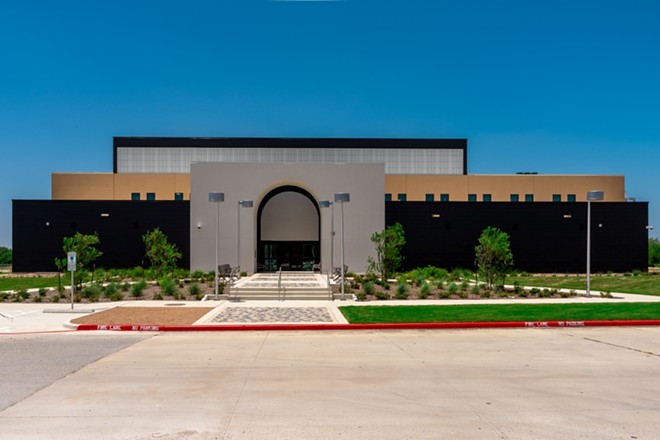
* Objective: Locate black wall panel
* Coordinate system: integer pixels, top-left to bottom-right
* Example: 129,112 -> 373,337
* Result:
13,200 -> 190,272
385,201 -> 648,273
13,199 -> 648,273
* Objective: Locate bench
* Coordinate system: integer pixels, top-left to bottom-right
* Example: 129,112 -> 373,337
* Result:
217,264 -> 240,288
331,265 -> 349,282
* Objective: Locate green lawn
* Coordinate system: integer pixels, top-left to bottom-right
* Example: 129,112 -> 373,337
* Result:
339,303 -> 660,324
0,276 -> 61,291
505,274 -> 660,296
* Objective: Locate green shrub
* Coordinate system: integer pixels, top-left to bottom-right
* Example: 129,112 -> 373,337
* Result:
51,294 -> 61,303
362,281 -> 375,296
17,289 -> 30,300
374,290 -> 390,300
159,278 -> 178,296
105,282 -> 118,297
529,287 -> 540,295
395,282 -> 409,299
81,284 -> 102,302
121,282 -> 130,292
109,291 -> 124,302
131,280 -> 147,298
188,283 -> 201,297
460,281 -> 469,291
539,288 -> 551,298
354,291 -> 367,301
153,292 -> 164,300
513,281 -> 522,294
419,281 -> 431,299
38,287 -> 47,297
438,290 -> 451,299
447,282 -> 458,295
471,284 -> 481,295
0,293 -> 8,301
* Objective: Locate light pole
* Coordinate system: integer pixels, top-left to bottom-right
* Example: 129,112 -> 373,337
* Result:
318,200 -> 334,274
237,200 -> 253,272
209,192 -> 225,297
334,192 -> 350,300
586,190 -> 604,297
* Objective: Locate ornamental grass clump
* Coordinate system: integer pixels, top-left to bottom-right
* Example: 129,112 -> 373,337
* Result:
395,281 -> 409,299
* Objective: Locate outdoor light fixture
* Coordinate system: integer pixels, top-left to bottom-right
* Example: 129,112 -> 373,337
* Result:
334,192 -> 350,300
319,200 -> 334,275
586,190 -> 604,297
237,200 -> 254,271
209,192 -> 225,297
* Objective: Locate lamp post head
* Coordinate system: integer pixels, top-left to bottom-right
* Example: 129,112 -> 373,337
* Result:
209,192 -> 225,202
318,200 -> 331,208
587,190 -> 604,201
239,200 -> 253,208
334,192 -> 350,203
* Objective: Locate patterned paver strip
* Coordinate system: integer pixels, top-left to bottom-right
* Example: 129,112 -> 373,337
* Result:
211,307 -> 333,323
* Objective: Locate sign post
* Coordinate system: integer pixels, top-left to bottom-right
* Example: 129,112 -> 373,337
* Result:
67,252 -> 76,310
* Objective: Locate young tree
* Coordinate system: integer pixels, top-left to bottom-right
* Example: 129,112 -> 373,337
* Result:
143,228 -> 182,278
55,232 -> 103,288
0,246 -> 11,265
367,222 -> 406,281
649,238 -> 660,267
475,226 -> 514,289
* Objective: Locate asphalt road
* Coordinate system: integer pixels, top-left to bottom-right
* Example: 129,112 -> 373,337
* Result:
1,327 -> 660,439
0,334 -> 152,411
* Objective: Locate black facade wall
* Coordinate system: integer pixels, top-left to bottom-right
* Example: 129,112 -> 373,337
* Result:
12,200 -> 648,273
12,200 -> 190,272
385,201 -> 648,273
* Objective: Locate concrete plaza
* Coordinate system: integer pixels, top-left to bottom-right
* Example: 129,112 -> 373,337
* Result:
2,327 -> 660,439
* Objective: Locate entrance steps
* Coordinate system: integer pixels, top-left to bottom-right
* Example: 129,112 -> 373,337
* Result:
228,272 -> 333,301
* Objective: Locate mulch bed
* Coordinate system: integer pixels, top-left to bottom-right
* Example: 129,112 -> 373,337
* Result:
70,307 -> 214,326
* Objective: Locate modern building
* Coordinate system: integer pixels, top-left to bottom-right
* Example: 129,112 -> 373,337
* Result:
12,137 -> 649,273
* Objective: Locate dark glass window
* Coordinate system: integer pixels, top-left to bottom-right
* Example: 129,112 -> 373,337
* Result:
397,193 -> 407,202
525,194 -> 534,202
440,193 -> 449,202
384,193 -> 392,202
146,192 -> 156,201
483,194 -> 492,202
510,194 -> 519,202
174,192 -> 184,201
567,194 -> 576,202
131,192 -> 140,201
468,194 -> 477,202
425,194 -> 434,202
552,194 -> 561,202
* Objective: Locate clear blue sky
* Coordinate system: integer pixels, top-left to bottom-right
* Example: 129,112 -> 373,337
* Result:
1,0 -> 658,248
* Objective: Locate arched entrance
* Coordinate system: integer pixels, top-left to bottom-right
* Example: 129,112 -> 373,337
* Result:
257,185 -> 320,271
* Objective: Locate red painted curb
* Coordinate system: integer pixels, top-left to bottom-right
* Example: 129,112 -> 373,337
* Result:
75,319 -> 660,332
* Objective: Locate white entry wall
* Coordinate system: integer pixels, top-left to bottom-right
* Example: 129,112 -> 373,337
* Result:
190,162 -> 385,274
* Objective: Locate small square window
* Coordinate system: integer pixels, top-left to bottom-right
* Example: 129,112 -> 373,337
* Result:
483,194 -> 492,202
397,193 -> 407,202
567,194 -> 576,202
174,192 -> 184,201
131,192 -> 140,201
552,194 -> 561,202
525,194 -> 534,202
468,194 -> 477,202
384,193 -> 392,202
146,192 -> 156,201
425,194 -> 434,202
510,194 -> 519,202
440,193 -> 449,202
